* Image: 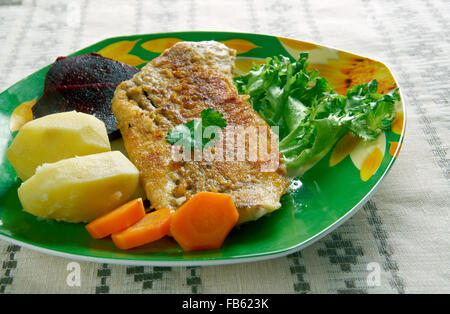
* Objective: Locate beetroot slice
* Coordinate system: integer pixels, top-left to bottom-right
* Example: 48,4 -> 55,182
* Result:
43,53 -> 139,91
33,53 -> 139,139
33,83 -> 121,139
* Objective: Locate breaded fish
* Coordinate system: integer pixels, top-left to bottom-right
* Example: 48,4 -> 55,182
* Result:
112,41 -> 289,224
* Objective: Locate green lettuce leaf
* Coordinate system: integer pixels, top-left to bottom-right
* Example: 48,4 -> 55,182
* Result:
235,53 -> 399,177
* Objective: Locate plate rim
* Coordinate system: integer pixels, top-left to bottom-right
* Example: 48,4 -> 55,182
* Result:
0,31 -> 407,266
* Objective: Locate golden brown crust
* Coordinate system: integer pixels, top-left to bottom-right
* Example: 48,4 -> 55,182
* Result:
112,41 -> 290,224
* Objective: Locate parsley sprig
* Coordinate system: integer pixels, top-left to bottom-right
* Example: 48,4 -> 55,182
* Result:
165,108 -> 227,150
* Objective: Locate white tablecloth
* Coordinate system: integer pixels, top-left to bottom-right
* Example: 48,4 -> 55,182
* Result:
0,0 -> 448,294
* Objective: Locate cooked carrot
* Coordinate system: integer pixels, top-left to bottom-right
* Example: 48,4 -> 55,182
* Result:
111,208 -> 173,250
170,192 -> 239,252
86,198 -> 145,239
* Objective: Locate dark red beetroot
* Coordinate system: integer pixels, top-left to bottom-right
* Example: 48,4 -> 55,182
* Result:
33,53 -> 140,139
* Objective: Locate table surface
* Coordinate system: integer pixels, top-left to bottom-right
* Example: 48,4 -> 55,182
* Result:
0,0 -> 448,294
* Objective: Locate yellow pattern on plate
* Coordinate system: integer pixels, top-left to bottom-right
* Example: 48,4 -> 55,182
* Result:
97,40 -> 146,66
278,37 -> 318,52
220,39 -> 258,54
329,132 -> 361,167
309,52 -> 397,95
360,147 -> 384,182
389,141 -> 401,157
9,98 -> 37,132
391,112 -> 404,135
141,38 -> 183,53
350,133 -> 386,181
234,57 -> 266,75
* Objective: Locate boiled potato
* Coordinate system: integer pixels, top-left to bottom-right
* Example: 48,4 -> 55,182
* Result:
6,111 -> 110,181
110,137 -> 147,200
18,151 -> 139,223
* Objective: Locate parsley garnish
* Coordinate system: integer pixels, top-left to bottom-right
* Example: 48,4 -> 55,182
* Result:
165,108 -> 227,150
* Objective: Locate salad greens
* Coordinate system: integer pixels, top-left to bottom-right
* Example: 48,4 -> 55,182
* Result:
166,108 -> 227,150
234,53 -> 399,177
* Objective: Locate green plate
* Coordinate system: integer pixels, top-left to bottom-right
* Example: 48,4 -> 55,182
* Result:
0,32 -> 405,266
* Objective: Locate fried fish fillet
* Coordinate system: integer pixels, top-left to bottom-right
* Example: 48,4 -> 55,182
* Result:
112,41 -> 289,224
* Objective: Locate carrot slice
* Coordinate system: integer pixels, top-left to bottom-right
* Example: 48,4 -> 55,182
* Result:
86,198 -> 145,239
111,208 -> 173,250
170,192 -> 239,252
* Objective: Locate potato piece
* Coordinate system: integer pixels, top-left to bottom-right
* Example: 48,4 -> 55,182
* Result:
110,137 -> 147,201
18,151 -> 139,223
6,111 -> 111,181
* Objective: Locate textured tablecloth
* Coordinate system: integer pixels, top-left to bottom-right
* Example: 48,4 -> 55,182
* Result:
0,0 -> 448,294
